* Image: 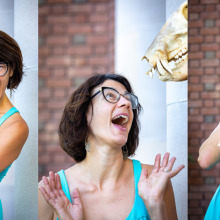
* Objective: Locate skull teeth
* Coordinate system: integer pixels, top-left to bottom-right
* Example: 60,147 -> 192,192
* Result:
174,47 -> 188,61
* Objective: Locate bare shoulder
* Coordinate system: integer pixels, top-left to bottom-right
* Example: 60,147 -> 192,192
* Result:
141,163 -> 154,174
1,114 -> 29,140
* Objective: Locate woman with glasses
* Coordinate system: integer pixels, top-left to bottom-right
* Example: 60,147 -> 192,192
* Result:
0,31 -> 29,219
39,73 -> 184,220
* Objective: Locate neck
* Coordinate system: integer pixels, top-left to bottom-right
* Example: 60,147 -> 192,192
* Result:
0,93 -> 13,114
80,141 -> 127,189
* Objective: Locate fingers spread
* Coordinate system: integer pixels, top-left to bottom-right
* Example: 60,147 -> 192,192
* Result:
139,169 -> 148,181
49,171 -> 56,190
152,154 -> 161,173
55,173 -> 62,190
169,164 -> 185,178
164,156 -> 176,172
72,188 -> 82,207
160,152 -> 170,169
39,186 -> 55,207
42,176 -> 56,200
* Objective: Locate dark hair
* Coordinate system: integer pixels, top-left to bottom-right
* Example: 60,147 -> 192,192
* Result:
59,73 -> 142,162
0,31 -> 24,89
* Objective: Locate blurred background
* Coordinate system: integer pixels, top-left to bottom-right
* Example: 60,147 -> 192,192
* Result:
188,0 -> 220,219
39,0 -> 187,219
0,0 -> 38,219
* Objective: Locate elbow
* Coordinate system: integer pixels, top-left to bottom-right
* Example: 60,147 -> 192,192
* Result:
197,155 -> 212,169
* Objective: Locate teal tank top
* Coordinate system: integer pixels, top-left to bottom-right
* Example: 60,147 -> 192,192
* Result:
0,107 -> 19,220
204,185 -> 220,220
57,159 -> 150,220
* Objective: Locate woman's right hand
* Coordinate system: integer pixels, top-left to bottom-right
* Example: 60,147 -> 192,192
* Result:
39,171 -> 84,220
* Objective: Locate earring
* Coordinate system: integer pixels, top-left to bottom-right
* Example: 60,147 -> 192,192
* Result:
122,145 -> 128,159
85,140 -> 91,152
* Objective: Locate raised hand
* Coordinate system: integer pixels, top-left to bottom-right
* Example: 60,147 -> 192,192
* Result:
39,171 -> 84,220
138,153 -> 184,218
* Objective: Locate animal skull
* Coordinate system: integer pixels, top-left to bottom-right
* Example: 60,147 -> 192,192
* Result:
142,1 -> 188,81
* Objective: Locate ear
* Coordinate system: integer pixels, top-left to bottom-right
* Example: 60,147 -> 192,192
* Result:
9,67 -> 14,77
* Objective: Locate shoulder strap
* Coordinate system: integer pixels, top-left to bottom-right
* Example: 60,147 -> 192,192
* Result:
132,159 -> 142,193
0,107 -> 19,126
57,170 -> 72,203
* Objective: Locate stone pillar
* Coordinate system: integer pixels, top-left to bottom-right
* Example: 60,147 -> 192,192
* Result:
14,0 -> 38,219
166,1 -> 187,220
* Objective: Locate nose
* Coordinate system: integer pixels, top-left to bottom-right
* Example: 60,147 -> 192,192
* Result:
117,95 -> 131,109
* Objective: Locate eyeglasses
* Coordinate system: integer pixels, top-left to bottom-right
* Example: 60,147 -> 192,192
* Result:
91,86 -> 139,109
0,62 -> 8,77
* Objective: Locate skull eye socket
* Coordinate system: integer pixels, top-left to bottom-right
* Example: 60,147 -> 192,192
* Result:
182,4 -> 188,21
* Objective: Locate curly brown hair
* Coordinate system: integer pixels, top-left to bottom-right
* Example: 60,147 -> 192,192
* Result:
59,73 -> 142,162
0,30 -> 24,89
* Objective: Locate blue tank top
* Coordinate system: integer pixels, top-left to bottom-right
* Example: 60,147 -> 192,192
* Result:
57,159 -> 150,220
0,107 -> 19,182
204,185 -> 220,220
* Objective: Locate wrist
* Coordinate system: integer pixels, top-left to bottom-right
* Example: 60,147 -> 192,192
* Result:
144,200 -> 167,220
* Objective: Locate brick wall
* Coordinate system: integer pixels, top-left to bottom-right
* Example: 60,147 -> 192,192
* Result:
188,0 -> 220,219
39,0 -> 115,180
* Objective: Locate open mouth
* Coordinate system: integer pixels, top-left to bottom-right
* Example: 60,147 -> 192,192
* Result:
112,115 -> 128,126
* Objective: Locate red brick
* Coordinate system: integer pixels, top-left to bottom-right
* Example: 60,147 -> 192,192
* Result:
205,36 -> 214,43
204,100 -> 214,107
68,4 -> 92,13
47,56 -> 71,66
201,108 -> 219,115
67,46 -> 92,55
201,59 -> 219,67
189,21 -> 204,28
90,14 -> 109,23
189,36 -> 203,43
201,12 -> 219,19
47,79 -> 72,88
201,28 -> 219,35
201,91 -> 220,99
189,52 -> 203,59
201,0 -> 219,4
190,5 -> 204,13
48,0 -> 71,3
48,15 -> 71,24
201,44 -> 219,51
189,13 -> 199,20
68,25 -> 92,34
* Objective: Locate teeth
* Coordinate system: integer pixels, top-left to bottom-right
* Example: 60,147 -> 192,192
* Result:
157,57 -> 167,75
182,48 -> 187,53
161,59 -> 173,75
178,51 -> 182,57
149,71 -> 153,78
112,115 -> 128,125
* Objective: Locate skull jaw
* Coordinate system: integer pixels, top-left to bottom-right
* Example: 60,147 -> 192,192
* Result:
158,59 -> 187,81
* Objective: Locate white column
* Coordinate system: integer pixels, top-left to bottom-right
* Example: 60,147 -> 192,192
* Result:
115,0 -> 167,164
166,1 -> 188,219
14,0 -> 38,219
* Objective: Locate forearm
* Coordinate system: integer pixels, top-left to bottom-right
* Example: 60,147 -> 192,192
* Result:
143,199 -> 169,220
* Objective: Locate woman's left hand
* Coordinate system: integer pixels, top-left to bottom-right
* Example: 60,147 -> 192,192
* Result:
138,153 -> 184,218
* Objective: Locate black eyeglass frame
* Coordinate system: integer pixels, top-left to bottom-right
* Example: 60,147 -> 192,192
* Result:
0,62 -> 9,77
90,86 -> 139,109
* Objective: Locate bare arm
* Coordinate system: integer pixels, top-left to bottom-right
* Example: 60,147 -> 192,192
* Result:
198,122 -> 220,169
39,172 -> 83,220
139,153 -> 184,220
0,118 -> 28,172
38,180 -> 55,220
